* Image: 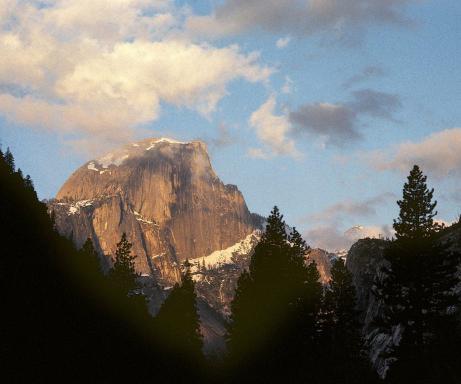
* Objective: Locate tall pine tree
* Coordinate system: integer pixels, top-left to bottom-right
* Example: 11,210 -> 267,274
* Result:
373,165 -> 461,383
154,260 -> 203,360
321,259 -> 374,383
227,207 -> 323,381
108,233 -> 139,295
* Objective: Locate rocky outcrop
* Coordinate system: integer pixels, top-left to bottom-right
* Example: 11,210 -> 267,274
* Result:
346,238 -> 389,328
49,138 -> 259,283
346,238 -> 391,377
306,248 -> 338,284
346,228 -> 461,378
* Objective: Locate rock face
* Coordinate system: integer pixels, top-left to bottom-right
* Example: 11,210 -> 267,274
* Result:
346,228 -> 461,378
346,238 -> 391,377
49,138 -> 258,283
306,248 -> 338,284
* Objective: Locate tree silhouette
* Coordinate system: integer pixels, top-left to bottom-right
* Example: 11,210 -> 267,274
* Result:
227,207 -> 323,382
108,233 -> 139,295
0,146 -> 202,382
4,147 -> 15,174
373,165 -> 461,383
79,238 -> 102,274
393,165 -> 438,240
321,259 -> 372,383
154,260 -> 203,360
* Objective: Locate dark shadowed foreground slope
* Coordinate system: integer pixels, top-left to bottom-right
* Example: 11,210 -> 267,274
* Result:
0,150 -> 205,382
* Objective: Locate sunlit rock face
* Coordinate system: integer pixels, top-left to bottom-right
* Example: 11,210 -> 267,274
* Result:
306,248 -> 337,284
49,138 -> 258,283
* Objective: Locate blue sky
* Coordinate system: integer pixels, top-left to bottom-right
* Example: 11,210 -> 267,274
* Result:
1,0 -> 460,250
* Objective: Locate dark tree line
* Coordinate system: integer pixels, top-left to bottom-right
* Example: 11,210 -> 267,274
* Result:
373,165 -> 461,384
225,207 -> 373,383
0,147 -> 203,382
2,143 -> 461,383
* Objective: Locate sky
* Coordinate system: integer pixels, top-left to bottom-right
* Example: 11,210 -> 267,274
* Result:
1,0 -> 461,251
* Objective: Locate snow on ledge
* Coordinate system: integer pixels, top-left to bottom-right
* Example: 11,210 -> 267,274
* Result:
87,162 -> 99,171
133,210 -> 155,225
190,232 -> 260,270
67,200 -> 93,215
146,137 -> 187,150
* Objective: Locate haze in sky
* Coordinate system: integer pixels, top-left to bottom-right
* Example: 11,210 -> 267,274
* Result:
1,0 -> 460,250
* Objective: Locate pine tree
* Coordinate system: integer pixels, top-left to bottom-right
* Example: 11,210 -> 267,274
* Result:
79,238 -> 101,274
321,259 -> 370,383
24,174 -> 35,193
4,147 -> 15,173
373,165 -> 461,383
227,207 -> 323,381
108,233 -> 139,295
154,260 -> 203,359
393,165 -> 437,240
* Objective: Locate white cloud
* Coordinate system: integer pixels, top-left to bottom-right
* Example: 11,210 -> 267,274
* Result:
0,0 -> 272,151
370,128 -> 461,178
249,95 -> 300,158
276,36 -> 291,49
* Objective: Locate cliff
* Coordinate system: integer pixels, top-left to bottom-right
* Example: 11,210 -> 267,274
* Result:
49,138 -> 258,283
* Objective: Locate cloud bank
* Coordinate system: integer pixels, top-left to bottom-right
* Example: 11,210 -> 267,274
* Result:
370,128 -> 461,178
0,0 -> 272,151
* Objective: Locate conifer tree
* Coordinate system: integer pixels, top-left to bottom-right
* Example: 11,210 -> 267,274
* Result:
24,174 -> 35,193
4,147 -> 15,173
227,207 -> 323,381
393,165 -> 438,240
79,238 -> 101,274
373,165 -> 461,383
155,260 -> 203,359
108,233 -> 139,295
321,259 -> 370,383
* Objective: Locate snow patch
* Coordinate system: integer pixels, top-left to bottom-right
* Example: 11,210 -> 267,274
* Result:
97,153 -> 129,168
87,162 -> 99,172
67,200 -> 93,215
133,210 -> 155,225
190,232 -> 260,270
146,137 -> 187,150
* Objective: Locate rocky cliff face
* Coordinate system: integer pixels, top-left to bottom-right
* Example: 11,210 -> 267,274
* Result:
346,227 -> 461,378
306,248 -> 338,284
49,138 -> 259,283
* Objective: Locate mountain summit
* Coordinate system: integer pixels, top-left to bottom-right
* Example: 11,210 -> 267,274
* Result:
50,137 -> 260,282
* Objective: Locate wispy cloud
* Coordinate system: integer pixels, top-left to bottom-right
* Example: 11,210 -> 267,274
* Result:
342,65 -> 387,89
276,36 -> 291,49
309,192 -> 397,223
206,123 -> 238,149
